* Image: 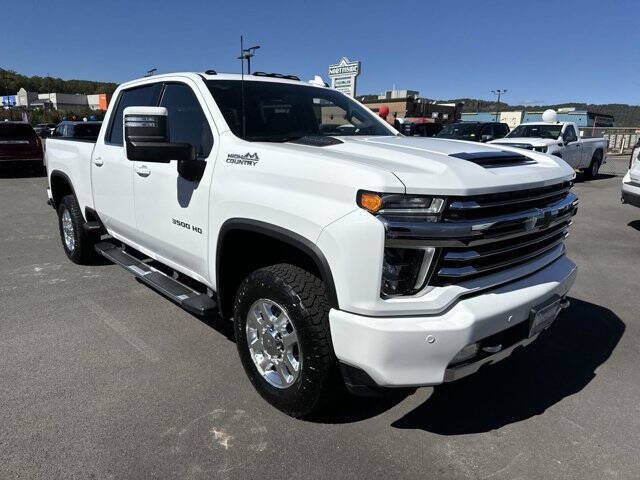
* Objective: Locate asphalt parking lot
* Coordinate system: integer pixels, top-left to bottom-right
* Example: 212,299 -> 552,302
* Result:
1,162 -> 639,479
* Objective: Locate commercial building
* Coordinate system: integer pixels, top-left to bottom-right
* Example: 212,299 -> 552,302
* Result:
14,88 -> 110,111
462,111 -> 524,129
357,89 -> 463,124
87,93 -> 110,110
462,108 -> 614,129
522,109 -> 614,127
1,95 -> 17,107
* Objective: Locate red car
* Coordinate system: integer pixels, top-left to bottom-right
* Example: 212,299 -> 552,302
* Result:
0,122 -> 44,170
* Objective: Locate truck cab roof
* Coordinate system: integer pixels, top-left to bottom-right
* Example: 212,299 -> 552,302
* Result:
118,71 -> 322,90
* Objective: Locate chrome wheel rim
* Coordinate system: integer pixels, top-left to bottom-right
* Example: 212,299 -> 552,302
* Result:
246,299 -> 301,389
61,207 -> 75,252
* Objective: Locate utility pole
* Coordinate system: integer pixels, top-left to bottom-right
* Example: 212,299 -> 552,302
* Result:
491,89 -> 507,121
238,43 -> 260,74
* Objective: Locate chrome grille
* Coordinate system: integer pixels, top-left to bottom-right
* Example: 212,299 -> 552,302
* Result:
431,182 -> 577,285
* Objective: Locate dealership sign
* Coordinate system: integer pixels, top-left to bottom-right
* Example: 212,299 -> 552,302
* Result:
328,57 -> 361,97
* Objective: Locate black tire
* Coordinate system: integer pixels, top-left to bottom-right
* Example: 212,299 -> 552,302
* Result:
233,263 -> 339,418
585,151 -> 602,179
57,194 -> 97,264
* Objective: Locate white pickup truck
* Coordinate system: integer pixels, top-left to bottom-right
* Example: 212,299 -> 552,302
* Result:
490,115 -> 608,179
46,72 -> 578,417
622,142 -> 640,207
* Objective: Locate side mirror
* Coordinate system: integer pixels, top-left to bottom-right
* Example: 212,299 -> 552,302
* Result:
124,106 -> 203,181
481,134 -> 494,142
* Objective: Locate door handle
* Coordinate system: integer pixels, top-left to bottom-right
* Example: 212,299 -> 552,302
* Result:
93,157 -> 104,167
135,165 -> 151,177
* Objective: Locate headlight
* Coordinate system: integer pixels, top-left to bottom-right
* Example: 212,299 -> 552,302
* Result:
357,191 -> 445,218
357,191 -> 445,297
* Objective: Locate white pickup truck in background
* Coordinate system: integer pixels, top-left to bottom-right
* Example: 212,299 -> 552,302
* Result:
622,141 -> 640,207
45,72 -> 578,417
490,110 -> 608,179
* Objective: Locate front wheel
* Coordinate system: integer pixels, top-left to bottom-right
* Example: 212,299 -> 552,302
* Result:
233,264 -> 339,418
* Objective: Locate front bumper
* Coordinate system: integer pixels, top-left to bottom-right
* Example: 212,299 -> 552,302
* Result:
329,255 -> 576,387
622,173 -> 640,207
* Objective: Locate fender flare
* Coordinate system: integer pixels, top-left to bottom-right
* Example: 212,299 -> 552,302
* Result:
216,218 -> 339,311
49,169 -> 77,208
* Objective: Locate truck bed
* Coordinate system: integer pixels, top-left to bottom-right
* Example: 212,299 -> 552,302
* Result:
46,138 -> 96,217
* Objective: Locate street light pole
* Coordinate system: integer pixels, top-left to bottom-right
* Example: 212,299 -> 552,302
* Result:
491,89 -> 507,122
238,44 -> 260,75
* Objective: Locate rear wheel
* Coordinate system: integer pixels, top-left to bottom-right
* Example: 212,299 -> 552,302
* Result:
585,151 -> 602,179
57,195 -> 97,264
233,263 -> 339,418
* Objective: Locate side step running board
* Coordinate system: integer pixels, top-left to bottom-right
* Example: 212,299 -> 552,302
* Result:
95,241 -> 217,316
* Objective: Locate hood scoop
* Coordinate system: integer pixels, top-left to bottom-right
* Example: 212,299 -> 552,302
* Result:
289,135 -> 344,147
450,150 -> 536,168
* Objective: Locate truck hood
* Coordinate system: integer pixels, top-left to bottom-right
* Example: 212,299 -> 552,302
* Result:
259,136 -> 574,196
489,137 -> 559,148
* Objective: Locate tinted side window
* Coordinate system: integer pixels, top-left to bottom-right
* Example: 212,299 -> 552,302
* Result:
564,125 -> 578,143
107,83 -> 162,145
160,83 -> 213,158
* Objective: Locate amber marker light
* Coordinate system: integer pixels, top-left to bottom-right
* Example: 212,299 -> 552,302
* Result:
358,192 -> 383,213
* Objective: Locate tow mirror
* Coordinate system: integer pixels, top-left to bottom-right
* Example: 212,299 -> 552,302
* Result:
124,106 -> 203,182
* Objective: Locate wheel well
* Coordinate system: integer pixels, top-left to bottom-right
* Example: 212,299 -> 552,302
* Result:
216,223 -> 338,319
593,148 -> 603,161
50,171 -> 74,209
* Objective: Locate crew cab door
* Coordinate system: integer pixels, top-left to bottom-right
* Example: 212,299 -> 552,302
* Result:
131,81 -> 216,281
561,124 -> 580,168
92,83 -> 162,241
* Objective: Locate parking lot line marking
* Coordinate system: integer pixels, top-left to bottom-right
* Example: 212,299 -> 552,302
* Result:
79,298 -> 161,362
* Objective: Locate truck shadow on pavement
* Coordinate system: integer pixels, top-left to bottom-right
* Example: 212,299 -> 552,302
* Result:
390,297 -> 624,434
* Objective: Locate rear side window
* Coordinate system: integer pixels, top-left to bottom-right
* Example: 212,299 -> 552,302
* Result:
107,83 -> 162,145
481,124 -> 494,137
0,123 -> 36,140
73,123 -> 101,140
160,83 -> 213,158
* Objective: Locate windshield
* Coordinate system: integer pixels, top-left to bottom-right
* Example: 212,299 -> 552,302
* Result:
507,124 -> 562,139
436,123 -> 480,139
206,80 -> 392,142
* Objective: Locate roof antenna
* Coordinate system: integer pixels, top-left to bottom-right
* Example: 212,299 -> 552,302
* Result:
240,35 -> 246,141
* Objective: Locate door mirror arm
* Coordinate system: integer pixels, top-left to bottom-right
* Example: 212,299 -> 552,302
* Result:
177,156 -> 205,182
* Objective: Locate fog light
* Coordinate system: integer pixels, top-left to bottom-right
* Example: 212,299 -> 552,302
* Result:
381,247 -> 435,297
451,342 -> 479,365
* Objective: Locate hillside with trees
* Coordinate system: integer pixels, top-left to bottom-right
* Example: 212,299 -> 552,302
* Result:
0,68 -> 118,96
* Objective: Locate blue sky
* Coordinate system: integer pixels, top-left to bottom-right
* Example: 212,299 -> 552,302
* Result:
3,0 -> 639,105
